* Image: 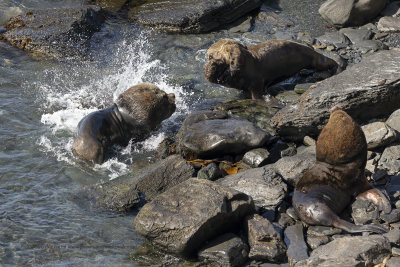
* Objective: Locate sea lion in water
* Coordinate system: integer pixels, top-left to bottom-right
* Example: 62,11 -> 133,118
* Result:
72,83 -> 176,164
204,38 -> 339,100
293,107 -> 391,233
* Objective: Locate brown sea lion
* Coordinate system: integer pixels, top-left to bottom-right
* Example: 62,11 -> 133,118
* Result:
72,83 -> 176,164
293,107 -> 391,233
204,38 -> 338,100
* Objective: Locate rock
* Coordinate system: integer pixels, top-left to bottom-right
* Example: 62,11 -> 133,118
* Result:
362,122 -> 398,149
296,257 -> 366,267
387,257 -> 400,267
307,226 -> 342,237
315,31 -> 349,48
245,214 -> 286,262
387,109 -> 400,133
351,199 -> 380,225
284,223 -> 308,266
176,110 -> 270,159
228,16 -> 253,33
197,163 -> 222,181
134,155 -> 196,201
198,233 -> 249,267
381,209 -> 400,224
318,0 -> 388,28
304,235 -> 391,266
242,148 -> 271,167
383,228 -> 400,246
381,1 -> 400,17
339,28 -> 373,44
217,167 -> 287,211
379,145 -> 400,175
277,213 -> 296,228
2,6 -> 105,59
134,178 -> 255,257
294,83 -> 313,94
89,0 -> 128,12
272,146 -> 315,186
271,49 -> 400,142
0,6 -> 22,25
303,136 -> 316,147
378,16 -> 400,32
132,0 -> 262,33
306,236 -> 331,250
80,180 -> 141,212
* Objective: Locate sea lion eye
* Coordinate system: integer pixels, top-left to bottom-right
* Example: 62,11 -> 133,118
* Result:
208,55 -> 213,60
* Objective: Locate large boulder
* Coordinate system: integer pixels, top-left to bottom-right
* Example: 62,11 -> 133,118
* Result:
134,178 -> 255,257
1,6 -> 105,59
319,0 -> 388,28
217,167 -> 287,211
176,110 -> 270,159
271,49 -> 400,142
131,0 -> 262,33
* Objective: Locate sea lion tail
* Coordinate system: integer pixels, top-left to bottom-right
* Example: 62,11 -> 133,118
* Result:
332,217 -> 388,234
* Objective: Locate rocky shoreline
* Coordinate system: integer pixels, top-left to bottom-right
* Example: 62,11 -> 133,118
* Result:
3,0 -> 400,266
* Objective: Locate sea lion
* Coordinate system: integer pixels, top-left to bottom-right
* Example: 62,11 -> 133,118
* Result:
204,38 -> 338,100
72,83 -> 176,164
293,107 -> 391,233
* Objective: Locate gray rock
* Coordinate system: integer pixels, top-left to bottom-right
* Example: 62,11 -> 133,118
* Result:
381,1 -> 400,17
277,213 -> 296,228
305,235 -> 391,265
134,155 -> 196,201
272,146 -> 315,186
89,0 -> 128,12
306,236 -> 331,250
384,228 -> 400,246
0,6 -> 22,25
315,31 -> 349,48
134,178 -> 255,257
245,214 -> 286,262
294,83 -> 314,94
379,145 -> 400,175
303,136 -> 316,147
387,257 -> 400,267
339,28 -> 373,44
197,163 -> 222,181
362,122 -> 398,149
198,233 -> 249,267
271,49 -> 400,141
176,110 -> 270,159
393,247 -> 400,256
132,0 -> 262,33
386,109 -> 400,133
381,209 -> 400,224
242,148 -> 271,167
228,16 -> 253,33
296,257 -> 366,267
319,0 -> 388,28
351,199 -> 380,225
284,223 -> 308,267
307,226 -> 342,237
218,167 -> 287,211
378,16 -> 400,32
2,6 -> 105,59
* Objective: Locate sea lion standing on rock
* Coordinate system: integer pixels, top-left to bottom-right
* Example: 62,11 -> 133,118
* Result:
72,83 -> 176,164
293,107 -> 391,233
204,38 -> 339,100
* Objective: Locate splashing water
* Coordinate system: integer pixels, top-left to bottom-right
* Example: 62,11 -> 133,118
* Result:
35,30 -> 189,179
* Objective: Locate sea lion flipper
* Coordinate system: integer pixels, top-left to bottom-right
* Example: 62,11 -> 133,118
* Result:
332,217 -> 388,234
357,188 -> 392,214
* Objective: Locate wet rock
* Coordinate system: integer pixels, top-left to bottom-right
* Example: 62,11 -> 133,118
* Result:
362,122 -> 398,149
381,209 -> 400,224
271,49 -> 400,142
218,167 -> 287,211
197,163 -> 222,181
386,109 -> 400,133
379,145 -> 400,175
198,233 -> 249,267
319,0 -> 388,28
294,83 -> 313,94
176,110 -> 270,159
228,16 -> 253,33
245,214 -> 286,262
277,213 -> 296,228
134,155 -> 195,201
132,0 -> 262,33
272,146 -> 315,186
351,199 -> 380,225
242,148 -> 271,168
284,223 -> 308,266
387,257 -> 400,267
306,236 -> 331,250
315,31 -> 349,48
134,178 -> 255,257
304,235 -> 391,266
80,180 -> 141,212
307,226 -> 342,237
0,26 -> 6,34
257,10 -> 295,29
2,6 -> 105,59
89,0 -> 128,12
378,17 -> 400,32
384,228 -> 400,246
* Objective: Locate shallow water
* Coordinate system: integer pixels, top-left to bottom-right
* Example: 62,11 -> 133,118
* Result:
0,0 -> 328,265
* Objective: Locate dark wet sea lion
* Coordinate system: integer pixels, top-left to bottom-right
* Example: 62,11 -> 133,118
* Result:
204,38 -> 338,100
72,83 -> 176,163
293,107 -> 391,233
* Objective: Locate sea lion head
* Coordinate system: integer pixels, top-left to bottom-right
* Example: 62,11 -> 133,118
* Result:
204,38 -> 252,89
116,83 -> 176,131
316,107 -> 367,165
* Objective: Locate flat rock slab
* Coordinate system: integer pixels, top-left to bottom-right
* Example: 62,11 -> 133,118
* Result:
1,6 -> 105,59
218,167 -> 287,210
271,49 -> 400,141
134,178 -> 255,257
284,223 -> 308,267
362,121 -> 398,149
132,0 -> 262,33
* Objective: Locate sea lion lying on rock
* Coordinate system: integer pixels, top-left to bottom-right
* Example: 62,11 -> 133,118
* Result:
72,83 -> 176,163
293,107 -> 391,233
204,38 -> 338,100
